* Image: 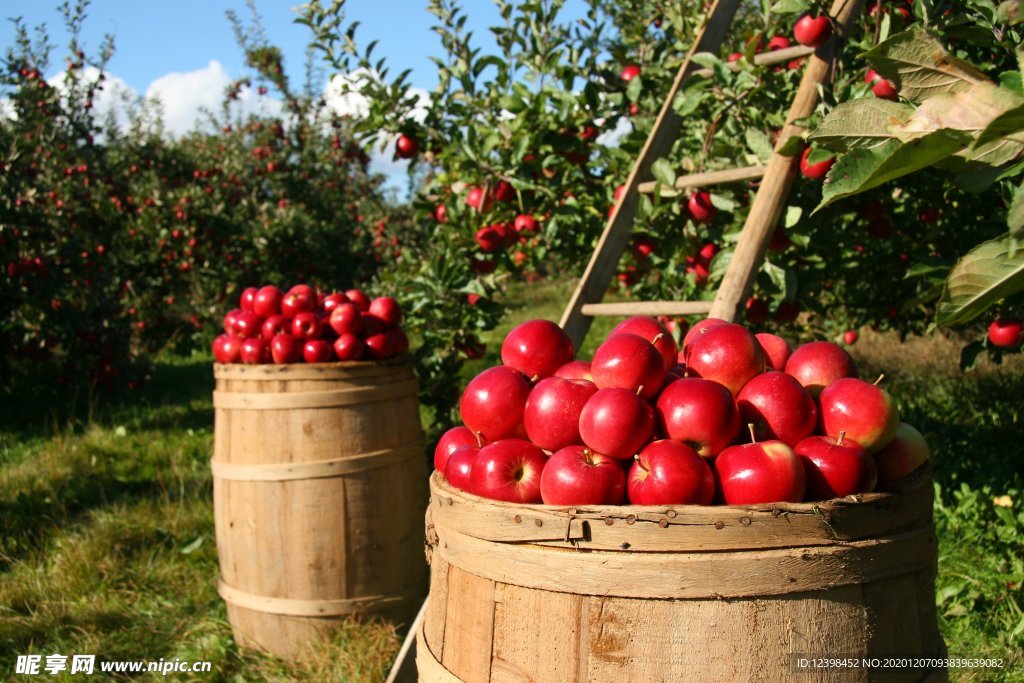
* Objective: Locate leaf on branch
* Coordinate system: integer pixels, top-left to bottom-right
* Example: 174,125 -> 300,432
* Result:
651,157 -> 676,188
1008,183 -> 1024,240
770,0 -> 811,14
808,99 -> 914,151
997,0 -> 1023,25
936,234 -> 1024,327
745,128 -> 774,162
975,100 -> 1024,147
864,26 -> 992,104
815,131 -> 971,212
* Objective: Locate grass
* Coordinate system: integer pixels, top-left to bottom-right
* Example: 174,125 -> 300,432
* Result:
1,280 -> 1022,681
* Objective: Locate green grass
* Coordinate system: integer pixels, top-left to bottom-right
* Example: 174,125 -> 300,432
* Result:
2,282 -> 1023,681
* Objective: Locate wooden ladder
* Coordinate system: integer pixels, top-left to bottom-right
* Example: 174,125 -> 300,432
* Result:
559,0 -> 866,350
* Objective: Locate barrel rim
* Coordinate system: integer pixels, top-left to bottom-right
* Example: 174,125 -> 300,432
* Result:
214,353 -> 412,379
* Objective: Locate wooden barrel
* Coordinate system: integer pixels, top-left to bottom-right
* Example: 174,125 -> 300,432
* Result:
418,470 -> 946,683
212,358 -> 428,659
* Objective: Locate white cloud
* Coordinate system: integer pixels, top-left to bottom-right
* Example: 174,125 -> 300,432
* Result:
596,114 -> 633,148
145,61 -> 231,136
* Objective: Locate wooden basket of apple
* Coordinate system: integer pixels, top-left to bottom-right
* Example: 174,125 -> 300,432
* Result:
418,318 -> 945,683
210,283 -> 427,659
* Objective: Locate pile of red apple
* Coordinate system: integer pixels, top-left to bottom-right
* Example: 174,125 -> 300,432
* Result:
211,283 -> 408,364
434,317 -> 931,506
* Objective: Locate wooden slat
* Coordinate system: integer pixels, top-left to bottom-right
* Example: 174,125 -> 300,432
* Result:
580,300 -> 713,317
636,164 -> 766,195
709,0 -> 868,320
691,43 -> 817,80
559,0 -> 743,350
440,567 -> 495,683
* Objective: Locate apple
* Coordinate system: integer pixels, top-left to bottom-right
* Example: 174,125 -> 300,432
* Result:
621,64 -> 641,81
270,333 -> 303,364
261,314 -> 289,341
303,339 -> 334,364
329,303 -> 364,336
474,225 -> 504,253
628,440 -> 715,505
253,285 -> 283,317
540,445 -> 626,505
715,431 -> 806,504
460,366 -> 532,442
212,334 -> 242,364
444,444 -> 480,492
784,340 -> 858,397
774,300 -> 801,325
874,422 -> 931,491
345,289 -> 371,312
362,312 -> 386,337
333,333 -> 365,361
434,426 -> 480,473
224,308 -> 243,335
368,296 -> 402,327
737,371 -> 818,447
290,311 -> 323,340
321,292 -> 349,314
865,69 -> 899,100
578,387 -> 655,460
281,290 -> 315,319
239,286 -> 258,312
800,147 -> 834,180
554,360 -> 593,381
240,336 -> 271,364
609,316 -> 678,372
288,284 -> 317,300
500,319 -> 575,381
795,432 -> 877,500
766,35 -> 792,51
365,332 -> 395,359
745,297 -> 769,325
655,377 -> 740,458
591,333 -> 666,401
395,133 -> 418,159
793,13 -> 831,47
685,323 -> 766,396
524,376 -> 598,452
434,204 -> 448,223
386,327 -> 410,355
756,332 -> 792,371
682,316 -> 728,353
988,316 -> 1022,349
688,191 -> 717,223
514,214 -> 538,233
843,330 -> 859,346
819,377 -> 900,452
469,439 -> 547,503
232,310 -> 263,339
465,186 -> 493,212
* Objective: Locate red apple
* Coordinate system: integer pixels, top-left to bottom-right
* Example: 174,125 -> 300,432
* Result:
500,319 -> 575,381
465,186 -> 493,212
756,332 -> 792,371
688,191 -> 717,223
287,283 -> 317,301
434,426 -> 481,473
395,133 -> 418,159
874,422 -> 931,491
819,377 -> 900,452
793,13 -> 831,48
514,214 -> 538,233
333,333 -> 365,361
988,317 -> 1022,349
321,292 -> 349,314
261,314 -> 289,341
386,327 -> 409,355
865,69 -> 899,100
745,297 -> 770,325
460,366 -> 532,442
685,323 -> 765,396
303,339 -> 334,364
621,64 -> 641,81
553,360 -> 593,381
578,387 -> 655,460
796,432 -> 877,500
843,330 -> 859,346
345,289 -> 371,312
362,312 -> 387,336
715,434 -> 806,504
212,334 -> 243,364
444,444 -> 480,492
682,316 -> 729,353
524,376 -> 598,452
253,285 -> 283,317
240,336 -> 271,364
224,308 -> 243,335
290,311 -> 323,340
655,377 -> 740,458
270,334 -> 303,364
766,35 -> 792,51
540,446 -> 626,505
592,333 -> 666,401
609,316 -> 678,372
365,332 -> 395,359
329,303 -> 364,336
239,286 -> 258,312
800,147 -> 834,180
784,340 -> 858,397
474,225 -> 504,253
368,296 -> 402,327
737,371 -> 818,447
628,440 -> 715,505
469,439 -> 547,503
281,290 -> 315,319
232,311 -> 263,339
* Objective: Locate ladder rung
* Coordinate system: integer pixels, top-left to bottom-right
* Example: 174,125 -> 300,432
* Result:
692,44 -> 816,78
637,164 -> 765,195
581,301 -> 714,317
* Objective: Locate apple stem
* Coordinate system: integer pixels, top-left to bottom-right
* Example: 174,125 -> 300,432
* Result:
530,374 -> 540,384
636,384 -> 645,396
837,430 -> 846,446
583,448 -> 594,466
652,332 -> 664,345
747,423 -> 757,443
474,431 -> 484,448
874,373 -> 886,386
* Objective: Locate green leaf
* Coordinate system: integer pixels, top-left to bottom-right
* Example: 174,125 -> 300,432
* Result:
959,340 -> 987,371
770,0 -> 810,13
745,128 -> 774,162
998,0 -> 1023,24
776,135 -> 805,157
626,75 -> 643,102
1009,182 -> 1024,240
864,26 -> 992,104
815,131 -> 970,211
936,234 -> 1024,327
974,100 -> 1024,147
809,98 -> 914,151
650,158 -> 676,188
